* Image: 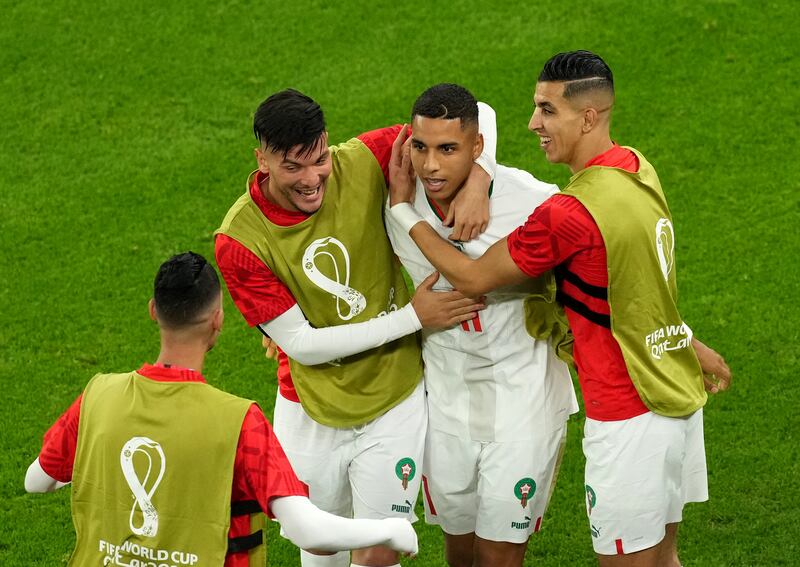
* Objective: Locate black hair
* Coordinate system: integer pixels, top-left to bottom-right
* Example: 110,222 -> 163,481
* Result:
538,50 -> 614,99
253,89 -> 326,158
411,83 -> 479,128
153,252 -> 220,328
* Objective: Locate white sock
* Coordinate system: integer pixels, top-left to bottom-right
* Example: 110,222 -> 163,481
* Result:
300,549 -> 349,567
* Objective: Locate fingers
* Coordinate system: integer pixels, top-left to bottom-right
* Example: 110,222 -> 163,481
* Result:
703,374 -> 720,394
418,271 -> 440,291
390,124 -> 409,167
448,221 -> 468,242
443,206 -> 455,228
447,217 -> 487,241
262,335 -> 279,361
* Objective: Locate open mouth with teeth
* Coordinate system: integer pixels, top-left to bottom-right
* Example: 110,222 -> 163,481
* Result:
423,178 -> 447,192
539,135 -> 552,148
294,185 -> 322,200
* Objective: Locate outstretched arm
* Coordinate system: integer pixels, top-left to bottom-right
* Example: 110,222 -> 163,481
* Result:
217,235 -> 482,366
270,496 -> 417,556
259,271 -> 483,366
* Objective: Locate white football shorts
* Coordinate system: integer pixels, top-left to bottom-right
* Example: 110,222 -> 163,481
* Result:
583,408 -> 708,555
422,423 -> 567,543
273,380 -> 426,522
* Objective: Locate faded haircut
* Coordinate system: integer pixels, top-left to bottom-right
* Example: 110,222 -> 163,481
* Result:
153,252 -> 220,328
411,83 -> 478,129
538,50 -> 614,99
253,89 -> 326,158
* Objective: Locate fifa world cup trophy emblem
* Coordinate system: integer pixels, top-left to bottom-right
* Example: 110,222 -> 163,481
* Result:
120,437 -> 166,537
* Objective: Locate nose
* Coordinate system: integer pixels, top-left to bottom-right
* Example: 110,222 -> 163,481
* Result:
423,152 -> 439,173
300,168 -> 319,188
529,108 -> 542,132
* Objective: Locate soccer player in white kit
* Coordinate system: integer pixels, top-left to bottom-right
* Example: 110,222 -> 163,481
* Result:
385,84 -> 579,567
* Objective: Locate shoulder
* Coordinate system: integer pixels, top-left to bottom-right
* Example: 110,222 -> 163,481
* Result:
492,164 -> 559,215
495,165 -> 558,197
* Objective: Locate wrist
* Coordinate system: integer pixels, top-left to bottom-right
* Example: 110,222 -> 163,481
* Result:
390,202 -> 424,234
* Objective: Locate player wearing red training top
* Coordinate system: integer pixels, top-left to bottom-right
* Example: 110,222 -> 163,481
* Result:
25,252 -> 418,567
216,90 -> 495,567
388,52 -> 732,567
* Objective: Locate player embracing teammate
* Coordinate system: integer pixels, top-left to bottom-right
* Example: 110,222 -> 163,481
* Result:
389,51 -> 731,567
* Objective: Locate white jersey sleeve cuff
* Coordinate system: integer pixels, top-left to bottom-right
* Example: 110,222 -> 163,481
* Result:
389,202 -> 425,234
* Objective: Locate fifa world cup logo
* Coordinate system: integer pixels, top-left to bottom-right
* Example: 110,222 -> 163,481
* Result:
302,237 -> 367,321
655,218 -> 675,282
120,437 -> 166,537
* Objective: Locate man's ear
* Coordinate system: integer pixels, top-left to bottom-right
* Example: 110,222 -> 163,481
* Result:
255,147 -> 270,175
148,298 -> 158,322
212,306 -> 224,334
472,132 -> 485,160
582,107 -> 599,133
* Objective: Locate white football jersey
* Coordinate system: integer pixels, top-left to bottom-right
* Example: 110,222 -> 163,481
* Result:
386,165 -> 579,442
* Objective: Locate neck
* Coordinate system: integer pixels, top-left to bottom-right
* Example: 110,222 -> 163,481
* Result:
570,136 -> 614,174
431,195 -> 454,219
154,336 -> 208,373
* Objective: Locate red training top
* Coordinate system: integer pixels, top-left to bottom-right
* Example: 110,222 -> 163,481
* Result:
506,144 -> 649,421
215,126 -> 402,402
37,363 -> 308,567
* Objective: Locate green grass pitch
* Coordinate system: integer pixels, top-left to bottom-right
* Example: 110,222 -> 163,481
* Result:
1,0 -> 797,565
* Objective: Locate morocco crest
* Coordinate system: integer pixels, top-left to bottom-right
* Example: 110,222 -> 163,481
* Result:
585,485 -> 597,515
514,478 -> 536,509
395,458 -> 416,490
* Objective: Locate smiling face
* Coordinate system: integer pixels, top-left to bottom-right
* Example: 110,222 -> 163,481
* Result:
256,132 -> 332,214
409,115 -> 482,209
528,81 -> 588,172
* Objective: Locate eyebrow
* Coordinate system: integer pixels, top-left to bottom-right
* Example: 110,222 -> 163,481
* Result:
282,149 -> 329,166
411,137 -> 459,149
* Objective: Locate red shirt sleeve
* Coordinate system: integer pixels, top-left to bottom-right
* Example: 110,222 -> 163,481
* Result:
38,394 -> 82,482
230,404 -> 308,516
507,194 -> 604,280
357,125 -> 403,185
215,234 -> 297,326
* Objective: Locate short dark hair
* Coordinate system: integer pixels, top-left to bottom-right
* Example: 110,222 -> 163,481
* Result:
411,83 -> 479,128
538,50 -> 614,99
253,89 -> 326,158
153,252 -> 220,328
